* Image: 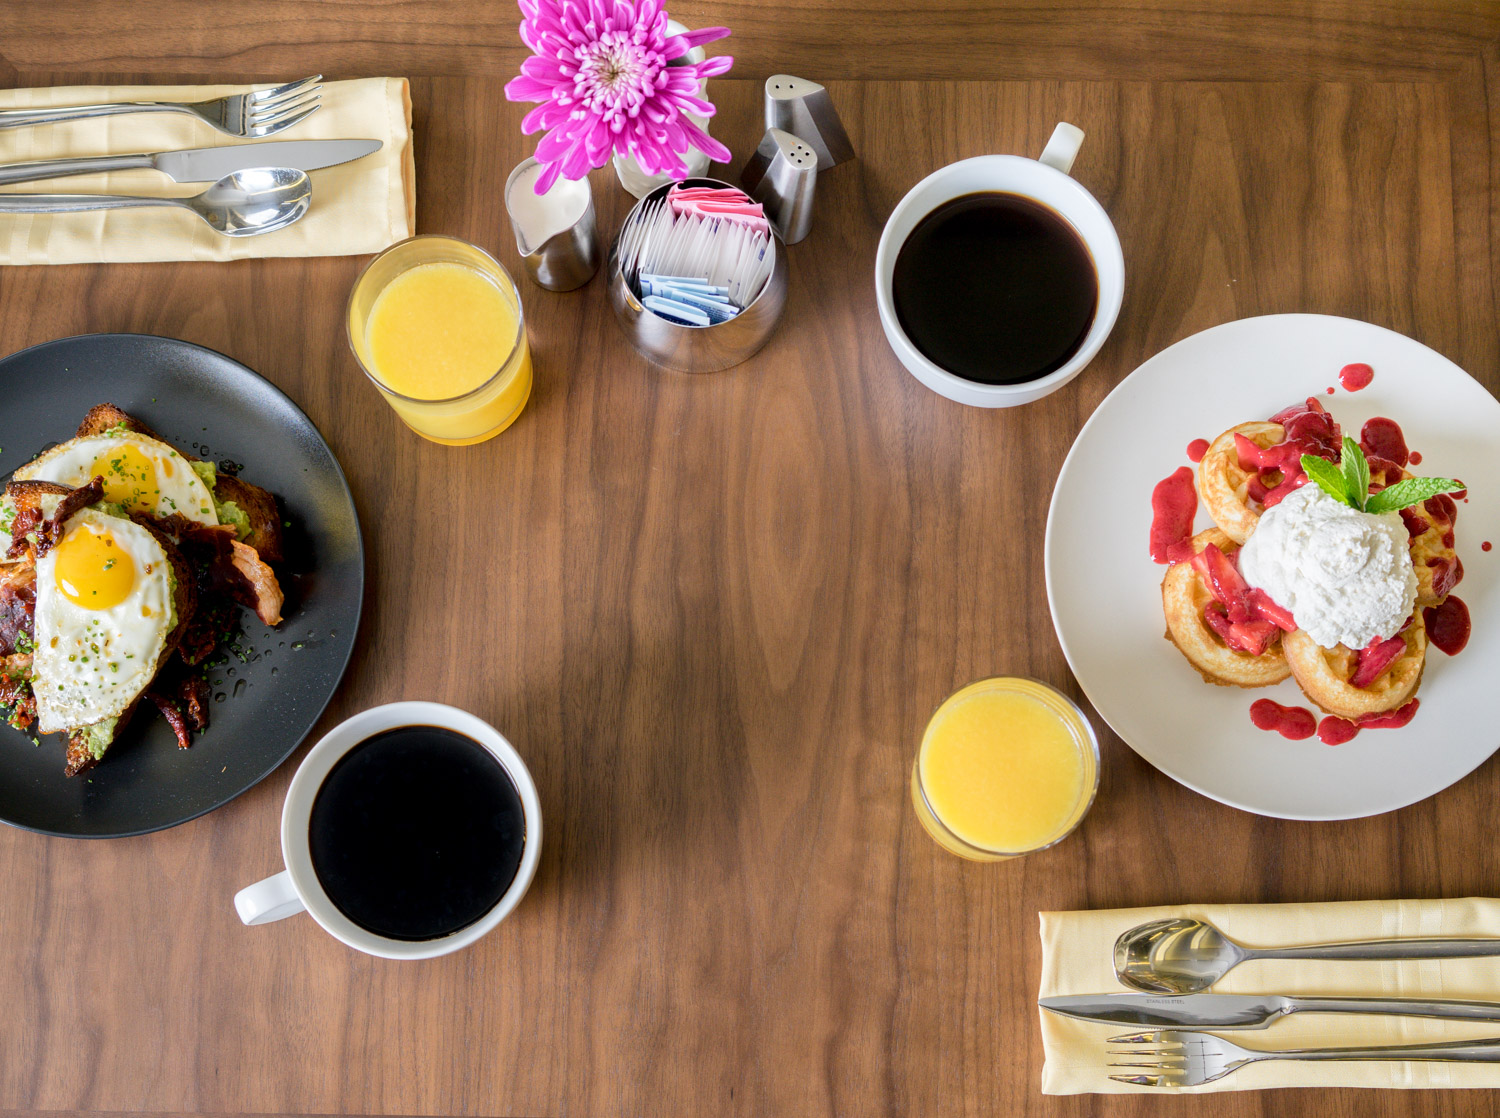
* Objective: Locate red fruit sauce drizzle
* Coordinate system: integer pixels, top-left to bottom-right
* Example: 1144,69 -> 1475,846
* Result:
1483,541 -> 1493,552
1325,386 -> 1336,395
1315,701 -> 1422,746
1237,398 -> 1342,510
1359,417 -> 1408,469
1186,438 -> 1210,463
1339,362 -> 1375,391
1250,699 -> 1316,740
1408,450 -> 1423,465
1425,596 -> 1471,656
1149,466 -> 1198,564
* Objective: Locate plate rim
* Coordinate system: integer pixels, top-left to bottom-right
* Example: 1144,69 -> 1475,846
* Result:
0,331 -> 364,839
1044,312 -> 1496,821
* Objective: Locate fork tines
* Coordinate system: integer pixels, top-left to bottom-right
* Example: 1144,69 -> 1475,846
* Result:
246,75 -> 322,135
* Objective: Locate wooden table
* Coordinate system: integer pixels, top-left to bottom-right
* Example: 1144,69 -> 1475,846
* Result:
0,3 -> 1496,1115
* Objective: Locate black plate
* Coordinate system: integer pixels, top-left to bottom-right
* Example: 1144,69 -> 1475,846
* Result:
0,334 -> 363,837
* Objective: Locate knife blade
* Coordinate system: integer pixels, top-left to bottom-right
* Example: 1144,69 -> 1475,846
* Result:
1040,992 -> 1500,1031
0,138 -> 383,187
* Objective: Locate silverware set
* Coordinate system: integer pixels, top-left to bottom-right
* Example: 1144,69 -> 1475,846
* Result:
0,76 -> 383,236
1041,915 -> 1500,1087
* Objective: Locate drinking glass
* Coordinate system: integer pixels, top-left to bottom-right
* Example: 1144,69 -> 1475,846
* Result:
910,676 -> 1099,861
347,235 -> 533,445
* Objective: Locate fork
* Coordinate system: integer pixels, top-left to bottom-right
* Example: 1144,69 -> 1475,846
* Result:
0,75 -> 322,137
1108,1029 -> 1500,1087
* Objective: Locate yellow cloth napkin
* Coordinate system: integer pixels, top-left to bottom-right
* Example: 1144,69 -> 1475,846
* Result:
1041,898 -> 1500,1093
0,77 -> 414,263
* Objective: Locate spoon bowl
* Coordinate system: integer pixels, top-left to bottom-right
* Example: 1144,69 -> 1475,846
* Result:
1114,918 -> 1249,994
188,167 -> 311,235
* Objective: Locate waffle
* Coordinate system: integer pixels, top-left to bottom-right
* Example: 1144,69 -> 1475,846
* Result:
1404,498 -> 1461,609
1197,421 -> 1283,544
1162,528 -> 1292,688
1283,618 -> 1427,719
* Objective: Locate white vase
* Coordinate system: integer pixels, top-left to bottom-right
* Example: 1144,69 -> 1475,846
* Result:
613,20 -> 715,198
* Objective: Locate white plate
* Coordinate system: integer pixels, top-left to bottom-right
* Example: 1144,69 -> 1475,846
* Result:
1045,314 -> 1500,820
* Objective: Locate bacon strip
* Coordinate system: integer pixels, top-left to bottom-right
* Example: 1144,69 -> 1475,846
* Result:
0,563 -> 35,655
229,540 -> 283,626
178,525 -> 283,627
33,476 -> 104,558
147,691 -> 193,750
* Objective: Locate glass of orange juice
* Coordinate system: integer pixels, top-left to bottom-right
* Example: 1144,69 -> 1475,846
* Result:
347,235 -> 533,445
911,677 -> 1099,861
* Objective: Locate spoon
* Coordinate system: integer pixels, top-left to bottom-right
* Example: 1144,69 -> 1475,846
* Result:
0,166 -> 311,236
1114,917 -> 1500,994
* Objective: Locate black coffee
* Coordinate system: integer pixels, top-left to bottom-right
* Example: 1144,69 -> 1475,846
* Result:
308,725 -> 526,941
892,191 -> 1098,385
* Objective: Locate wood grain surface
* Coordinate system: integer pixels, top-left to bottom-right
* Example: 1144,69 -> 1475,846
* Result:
0,3 -> 1497,1116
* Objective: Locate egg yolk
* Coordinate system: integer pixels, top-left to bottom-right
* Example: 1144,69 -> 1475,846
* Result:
53,525 -> 137,610
88,444 -> 161,512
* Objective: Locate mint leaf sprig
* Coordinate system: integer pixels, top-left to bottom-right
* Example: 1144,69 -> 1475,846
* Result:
1300,437 -> 1463,514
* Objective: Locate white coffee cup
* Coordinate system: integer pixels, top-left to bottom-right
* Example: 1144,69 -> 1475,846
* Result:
873,123 -> 1124,408
233,701 -> 542,960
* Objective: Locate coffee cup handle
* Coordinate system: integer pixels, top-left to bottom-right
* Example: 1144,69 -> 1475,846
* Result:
1038,123 -> 1085,176
234,870 -> 306,926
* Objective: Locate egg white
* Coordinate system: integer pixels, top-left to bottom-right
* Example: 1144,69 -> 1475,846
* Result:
32,509 -> 176,733
16,432 -> 218,527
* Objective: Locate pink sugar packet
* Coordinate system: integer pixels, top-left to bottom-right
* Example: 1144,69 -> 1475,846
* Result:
668,184 -> 770,234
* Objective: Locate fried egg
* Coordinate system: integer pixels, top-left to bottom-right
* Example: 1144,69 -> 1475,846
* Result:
32,508 -> 176,733
16,432 -> 218,527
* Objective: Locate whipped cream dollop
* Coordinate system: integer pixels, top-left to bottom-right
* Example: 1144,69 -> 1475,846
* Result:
1238,483 -> 1417,650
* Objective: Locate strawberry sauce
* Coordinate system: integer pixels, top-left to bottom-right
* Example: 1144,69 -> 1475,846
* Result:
1150,466 -> 1198,564
1425,595 -> 1471,656
1186,438 -> 1210,463
1359,417 -> 1408,468
1409,451 -> 1423,465
1250,699 -> 1317,740
1339,362 -> 1375,391
1483,541 -> 1492,552
1318,717 -> 1360,745
1315,700 -> 1421,745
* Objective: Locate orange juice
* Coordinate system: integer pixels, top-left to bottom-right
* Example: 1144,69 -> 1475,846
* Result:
348,237 -> 533,445
912,678 -> 1097,860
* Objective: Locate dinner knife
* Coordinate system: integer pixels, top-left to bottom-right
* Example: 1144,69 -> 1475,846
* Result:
1040,992 -> 1500,1031
0,138 -> 383,186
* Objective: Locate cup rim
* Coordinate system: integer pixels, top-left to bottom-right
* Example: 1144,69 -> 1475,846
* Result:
345,234 -> 528,407
278,701 -> 543,960
873,154 -> 1124,402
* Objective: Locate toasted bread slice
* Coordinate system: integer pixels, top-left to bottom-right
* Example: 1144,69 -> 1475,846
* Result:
212,473 -> 283,562
75,402 -> 284,561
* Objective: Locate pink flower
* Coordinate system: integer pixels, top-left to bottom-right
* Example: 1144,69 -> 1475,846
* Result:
505,0 -> 733,193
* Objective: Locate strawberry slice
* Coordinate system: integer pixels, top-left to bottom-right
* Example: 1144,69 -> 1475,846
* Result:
1203,603 -> 1235,644
1190,544 -> 1253,621
1234,433 -> 1276,471
1227,619 -> 1277,656
1351,634 -> 1407,688
1247,589 -> 1297,631
1203,606 -> 1276,656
